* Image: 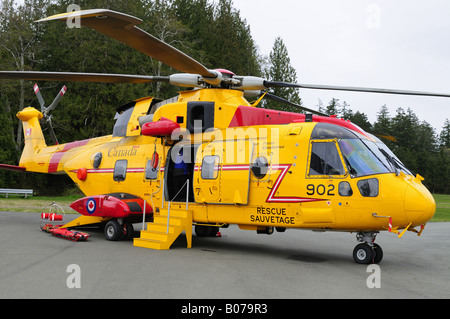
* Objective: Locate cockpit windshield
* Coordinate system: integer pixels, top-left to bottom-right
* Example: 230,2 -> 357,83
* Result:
339,139 -> 390,177
310,123 -> 413,178
368,134 -> 414,176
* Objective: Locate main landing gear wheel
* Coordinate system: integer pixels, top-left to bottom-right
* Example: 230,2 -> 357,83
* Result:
195,225 -> 219,237
373,243 -> 383,264
104,220 -> 121,241
104,220 -> 134,241
353,244 -> 374,264
121,221 -> 134,240
353,232 -> 383,264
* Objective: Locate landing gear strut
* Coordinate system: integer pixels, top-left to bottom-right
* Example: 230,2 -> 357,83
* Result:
353,232 -> 383,264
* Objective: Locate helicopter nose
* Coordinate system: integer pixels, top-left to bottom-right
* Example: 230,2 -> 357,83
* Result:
404,184 -> 436,226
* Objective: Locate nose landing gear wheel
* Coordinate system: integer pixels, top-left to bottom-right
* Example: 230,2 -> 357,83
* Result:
195,225 -> 219,237
353,243 -> 374,264
352,243 -> 384,264
353,231 -> 383,264
373,243 -> 383,264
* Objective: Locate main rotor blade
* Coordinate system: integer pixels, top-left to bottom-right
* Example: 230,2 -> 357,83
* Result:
264,92 -> 328,116
265,81 -> 450,98
37,9 -> 217,78
0,71 -> 169,84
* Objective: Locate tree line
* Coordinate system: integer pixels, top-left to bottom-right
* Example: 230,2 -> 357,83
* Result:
0,0 -> 448,194
317,99 -> 449,194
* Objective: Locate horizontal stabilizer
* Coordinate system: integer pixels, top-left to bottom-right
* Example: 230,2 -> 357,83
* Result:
0,164 -> 26,172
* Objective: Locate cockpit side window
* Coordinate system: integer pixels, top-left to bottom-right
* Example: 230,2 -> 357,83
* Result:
113,106 -> 134,137
308,141 -> 346,176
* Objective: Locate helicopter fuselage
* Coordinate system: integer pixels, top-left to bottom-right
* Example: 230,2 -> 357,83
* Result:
1,7 -> 443,264
17,88 -> 435,237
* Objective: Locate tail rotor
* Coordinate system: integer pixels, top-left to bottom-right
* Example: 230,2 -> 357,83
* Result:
32,83 -> 67,145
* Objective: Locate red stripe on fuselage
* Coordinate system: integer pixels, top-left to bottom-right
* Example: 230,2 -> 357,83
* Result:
266,164 -> 324,203
48,140 -> 90,173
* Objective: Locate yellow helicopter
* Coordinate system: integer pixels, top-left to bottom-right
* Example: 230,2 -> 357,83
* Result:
0,9 -> 446,264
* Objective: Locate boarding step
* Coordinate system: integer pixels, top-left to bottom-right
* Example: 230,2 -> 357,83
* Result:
133,237 -> 170,250
153,215 -> 185,226
134,208 -> 193,250
158,208 -> 191,218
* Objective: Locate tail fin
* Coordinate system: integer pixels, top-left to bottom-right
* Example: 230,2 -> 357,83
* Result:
16,107 -> 48,171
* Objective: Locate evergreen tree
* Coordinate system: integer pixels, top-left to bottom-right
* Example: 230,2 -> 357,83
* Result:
348,111 -> 372,132
171,0 -> 214,65
316,99 -> 324,114
434,119 -> 450,193
264,37 -> 301,111
439,119 -> 450,149
391,108 -> 419,148
340,101 -> 353,119
372,104 -> 396,147
432,149 -> 450,194
417,121 -> 437,153
0,0 -> 50,150
210,0 -> 260,75
38,0 -> 153,143
373,105 -> 391,135
171,0 -> 260,75
324,98 -> 340,116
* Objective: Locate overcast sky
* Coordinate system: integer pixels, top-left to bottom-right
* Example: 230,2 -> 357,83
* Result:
11,0 -> 449,131
230,0 -> 450,132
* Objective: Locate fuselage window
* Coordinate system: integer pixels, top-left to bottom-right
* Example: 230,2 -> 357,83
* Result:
91,152 -> 103,169
309,141 -> 345,176
339,181 -> 353,196
201,155 -> 220,180
357,178 -> 379,197
113,160 -> 128,182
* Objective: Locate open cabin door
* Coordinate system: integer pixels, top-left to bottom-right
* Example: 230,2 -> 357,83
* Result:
164,143 -> 197,203
194,140 -> 253,205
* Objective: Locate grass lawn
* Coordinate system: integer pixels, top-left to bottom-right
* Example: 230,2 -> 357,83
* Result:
1,194 -> 449,221
0,195 -> 79,214
432,194 -> 450,222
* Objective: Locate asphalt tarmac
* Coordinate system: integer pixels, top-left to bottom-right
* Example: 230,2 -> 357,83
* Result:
0,211 -> 449,299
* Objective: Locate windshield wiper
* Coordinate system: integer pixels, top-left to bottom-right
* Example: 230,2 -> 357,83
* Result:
378,148 -> 399,175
